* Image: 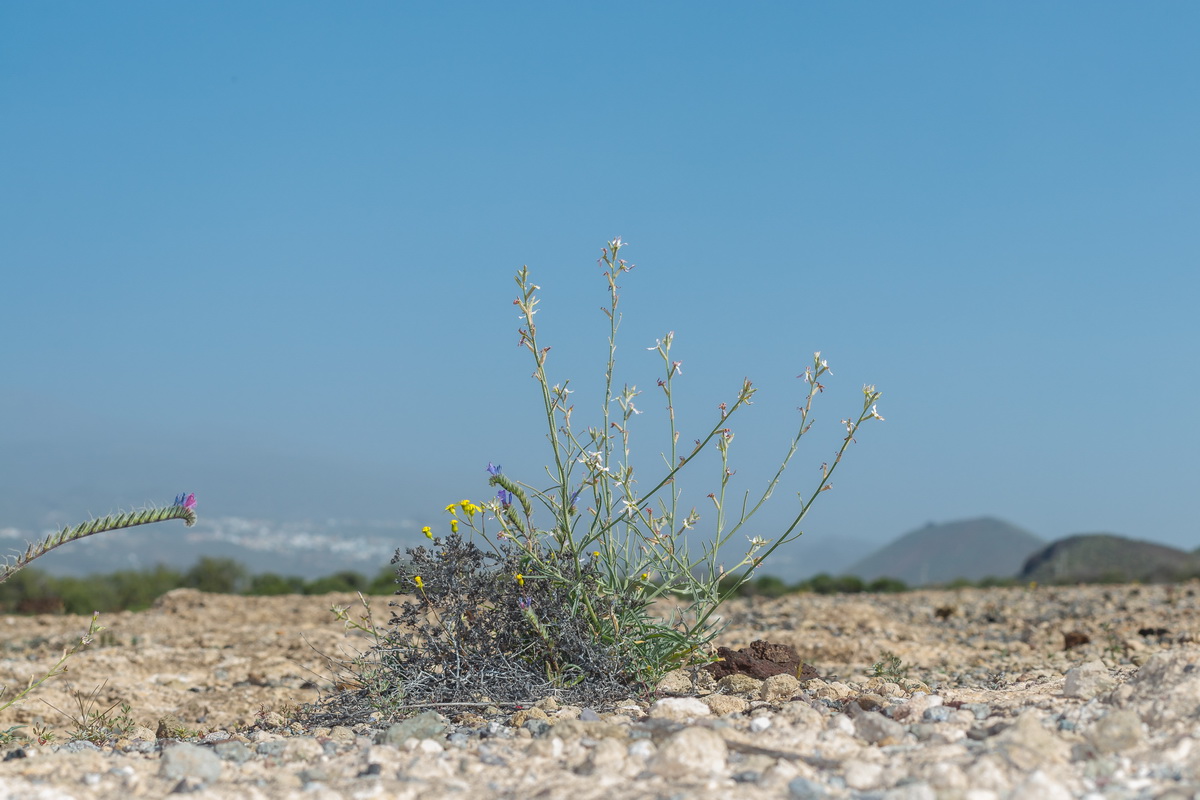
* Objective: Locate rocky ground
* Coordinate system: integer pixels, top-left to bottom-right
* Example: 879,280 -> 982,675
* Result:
1,582 -> 1200,798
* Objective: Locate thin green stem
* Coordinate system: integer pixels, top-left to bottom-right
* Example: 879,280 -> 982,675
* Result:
1,504 -> 197,585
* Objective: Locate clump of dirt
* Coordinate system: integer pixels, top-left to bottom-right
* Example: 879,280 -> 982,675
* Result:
704,639 -> 820,681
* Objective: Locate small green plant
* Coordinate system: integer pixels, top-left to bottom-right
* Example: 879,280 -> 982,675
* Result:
872,650 -> 909,683
42,680 -> 137,744
0,494 -> 196,719
312,239 -> 882,721
1099,621 -> 1129,662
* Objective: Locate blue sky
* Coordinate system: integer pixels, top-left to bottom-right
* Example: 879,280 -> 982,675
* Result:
2,3 -> 1197,574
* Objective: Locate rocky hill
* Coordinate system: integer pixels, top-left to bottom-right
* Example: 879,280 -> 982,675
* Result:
844,517 -> 1044,586
1019,533 -> 1200,584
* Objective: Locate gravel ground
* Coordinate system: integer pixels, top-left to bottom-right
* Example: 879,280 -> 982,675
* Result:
2,582 -> 1200,798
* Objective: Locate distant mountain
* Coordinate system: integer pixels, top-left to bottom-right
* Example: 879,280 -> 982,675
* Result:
1019,533 -> 1200,584
761,534 -> 876,582
844,517 -> 1045,586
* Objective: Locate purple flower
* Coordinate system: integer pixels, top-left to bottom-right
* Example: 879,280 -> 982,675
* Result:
497,488 -> 513,507
173,493 -> 197,510
518,596 -> 533,610
486,463 -> 502,476
568,486 -> 583,510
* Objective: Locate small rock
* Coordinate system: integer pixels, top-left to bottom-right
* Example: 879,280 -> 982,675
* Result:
213,741 -> 252,763
961,702 -> 991,720
327,725 -> 355,743
578,737 -> 626,776
850,692 -> 888,714
283,737 -> 324,761
159,743 -> 222,784
655,669 -> 695,695
854,711 -> 906,745
701,694 -> 748,715
524,718 -> 552,737
256,740 -> 287,757
378,710 -> 447,745
1011,768 -> 1074,800
649,696 -> 711,721
1123,648 -> 1200,726
843,758 -> 884,790
761,673 -> 802,703
297,766 -> 329,783
1089,708 -> 1144,753
718,673 -> 765,696
749,715 -> 772,733
651,727 -> 727,778
511,708 -> 549,728
130,725 -> 157,741
1063,630 -> 1091,649
994,710 -> 1070,771
1063,660 -> 1116,699
922,706 -> 953,723
788,776 -> 828,799
883,781 -> 936,800
893,693 -> 943,721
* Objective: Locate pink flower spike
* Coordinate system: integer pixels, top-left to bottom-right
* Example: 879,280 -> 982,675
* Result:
174,493 -> 197,510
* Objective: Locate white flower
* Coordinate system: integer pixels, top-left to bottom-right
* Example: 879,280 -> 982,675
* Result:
578,451 -> 611,473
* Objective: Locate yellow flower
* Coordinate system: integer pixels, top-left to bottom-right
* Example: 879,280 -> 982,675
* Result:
591,551 -> 600,559
460,500 -> 481,518
515,573 -> 525,586
450,519 -> 459,533
422,526 -> 433,539
413,575 -> 424,590
641,572 -> 650,581
444,503 -> 458,515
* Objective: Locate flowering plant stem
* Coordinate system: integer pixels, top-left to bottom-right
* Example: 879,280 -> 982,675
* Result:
455,238 -> 882,688
1,497 -> 197,584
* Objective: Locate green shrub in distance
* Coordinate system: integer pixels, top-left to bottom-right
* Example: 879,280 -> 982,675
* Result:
248,573 -> 308,596
306,571 -> 370,594
184,557 -> 249,594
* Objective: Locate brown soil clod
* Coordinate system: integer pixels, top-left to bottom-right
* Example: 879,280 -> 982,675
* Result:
703,639 -> 818,681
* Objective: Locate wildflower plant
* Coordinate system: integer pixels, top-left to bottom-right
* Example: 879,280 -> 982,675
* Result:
318,239 -> 881,719
0,493 -> 197,586
0,494 -> 197,725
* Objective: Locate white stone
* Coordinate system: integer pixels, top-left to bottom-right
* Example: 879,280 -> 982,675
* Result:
650,727 -> 728,778
1063,660 -> 1117,699
648,696 -> 712,721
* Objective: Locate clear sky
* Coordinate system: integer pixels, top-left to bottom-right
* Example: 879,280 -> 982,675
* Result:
2,3 -> 1197,573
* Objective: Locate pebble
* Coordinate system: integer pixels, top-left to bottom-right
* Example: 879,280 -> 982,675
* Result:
648,696 -> 710,720
158,742 -> 222,784
651,726 -> 727,778
377,710 -> 446,744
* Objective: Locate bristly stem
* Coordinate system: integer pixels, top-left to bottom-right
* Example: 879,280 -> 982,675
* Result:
1,500 -> 198,585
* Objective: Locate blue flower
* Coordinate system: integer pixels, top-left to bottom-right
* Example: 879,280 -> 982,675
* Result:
497,488 -> 514,507
486,463 -> 502,476
173,493 -> 196,510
